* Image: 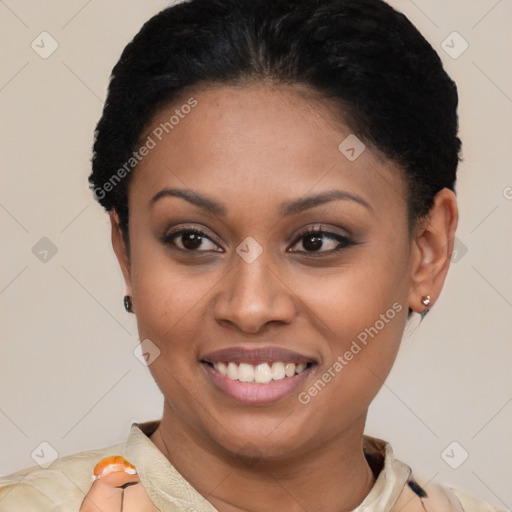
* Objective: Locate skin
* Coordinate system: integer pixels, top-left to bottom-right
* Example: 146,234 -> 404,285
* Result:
79,457 -> 158,511
110,84 -> 458,512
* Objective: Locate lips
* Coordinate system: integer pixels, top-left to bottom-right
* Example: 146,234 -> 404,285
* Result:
201,346 -> 317,365
200,346 -> 317,404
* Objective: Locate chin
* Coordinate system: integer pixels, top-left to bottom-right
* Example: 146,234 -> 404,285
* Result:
205,416 -> 316,463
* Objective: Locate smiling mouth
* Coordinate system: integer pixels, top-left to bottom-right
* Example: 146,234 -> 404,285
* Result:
202,361 -> 316,384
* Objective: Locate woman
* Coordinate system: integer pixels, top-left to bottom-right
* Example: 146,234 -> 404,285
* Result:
0,0 -> 504,510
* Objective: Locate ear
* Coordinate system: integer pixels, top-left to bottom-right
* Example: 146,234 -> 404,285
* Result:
110,210 -> 132,297
408,188 -> 459,313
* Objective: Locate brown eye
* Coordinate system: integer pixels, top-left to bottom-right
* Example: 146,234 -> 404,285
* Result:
161,228 -> 222,252
289,227 -> 355,254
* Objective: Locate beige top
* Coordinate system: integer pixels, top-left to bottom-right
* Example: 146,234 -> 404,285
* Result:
0,420 -> 504,511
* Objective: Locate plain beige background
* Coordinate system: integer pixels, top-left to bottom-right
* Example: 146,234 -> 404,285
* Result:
1,0 -> 511,509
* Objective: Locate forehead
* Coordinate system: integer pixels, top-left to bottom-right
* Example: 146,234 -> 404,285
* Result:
130,84 -> 408,219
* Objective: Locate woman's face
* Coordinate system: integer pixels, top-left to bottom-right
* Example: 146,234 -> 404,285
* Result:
118,84 -> 417,459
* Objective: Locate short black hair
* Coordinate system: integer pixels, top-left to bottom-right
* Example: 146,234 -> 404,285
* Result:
90,0 -> 461,239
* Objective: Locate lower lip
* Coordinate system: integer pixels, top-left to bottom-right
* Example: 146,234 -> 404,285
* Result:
202,363 -> 314,405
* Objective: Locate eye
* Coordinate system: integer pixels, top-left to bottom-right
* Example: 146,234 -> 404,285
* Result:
160,227 -> 222,253
289,226 -> 355,254
161,225 -> 355,255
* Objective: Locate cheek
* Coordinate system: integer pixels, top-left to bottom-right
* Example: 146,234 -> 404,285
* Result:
295,282 -> 407,435
291,243 -> 409,345
293,248 -> 409,410
128,234 -> 213,341
129,250 -> 211,408
322,269 -> 408,370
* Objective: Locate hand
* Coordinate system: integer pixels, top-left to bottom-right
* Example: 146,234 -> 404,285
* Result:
79,456 -> 160,512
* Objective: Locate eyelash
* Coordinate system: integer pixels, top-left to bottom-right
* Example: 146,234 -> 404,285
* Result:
295,226 -> 356,254
160,225 -> 356,256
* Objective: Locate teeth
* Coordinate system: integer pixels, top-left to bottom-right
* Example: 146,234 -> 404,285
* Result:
216,362 -> 227,376
271,362 -> 286,380
296,363 -> 307,374
238,363 -> 254,383
285,363 -> 296,377
227,362 -> 239,380
254,363 -> 272,384
211,361 -> 310,383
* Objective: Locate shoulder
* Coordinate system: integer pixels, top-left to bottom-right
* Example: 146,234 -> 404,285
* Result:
450,486 -> 507,512
393,476 -> 507,512
0,443 -> 123,511
365,436 -> 506,512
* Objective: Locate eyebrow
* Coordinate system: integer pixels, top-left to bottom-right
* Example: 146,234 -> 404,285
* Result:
150,187 -> 372,216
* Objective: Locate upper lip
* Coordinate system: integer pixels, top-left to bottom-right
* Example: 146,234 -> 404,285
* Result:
201,346 -> 317,365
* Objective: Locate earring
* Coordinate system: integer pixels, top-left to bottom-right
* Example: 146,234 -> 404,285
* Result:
124,295 -> 133,313
421,295 -> 431,307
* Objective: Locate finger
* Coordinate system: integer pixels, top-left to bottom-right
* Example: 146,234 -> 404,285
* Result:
122,482 -> 161,512
79,479 -> 123,512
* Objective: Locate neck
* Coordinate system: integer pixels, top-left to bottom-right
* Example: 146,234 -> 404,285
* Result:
150,404 -> 376,512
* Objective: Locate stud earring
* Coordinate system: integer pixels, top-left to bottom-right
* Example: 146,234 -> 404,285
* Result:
124,295 -> 133,313
421,295 -> 431,307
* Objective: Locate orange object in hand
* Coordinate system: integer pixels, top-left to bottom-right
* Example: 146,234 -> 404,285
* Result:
93,456 -> 137,480
79,456 -> 159,511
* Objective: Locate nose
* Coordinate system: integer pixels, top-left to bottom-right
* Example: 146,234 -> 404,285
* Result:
213,249 -> 298,334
